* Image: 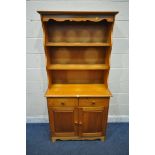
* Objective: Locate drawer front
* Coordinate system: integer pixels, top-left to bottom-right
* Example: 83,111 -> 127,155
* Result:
47,98 -> 78,107
79,97 -> 109,107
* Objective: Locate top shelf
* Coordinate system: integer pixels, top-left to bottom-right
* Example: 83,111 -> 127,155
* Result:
37,11 -> 119,15
46,42 -> 111,47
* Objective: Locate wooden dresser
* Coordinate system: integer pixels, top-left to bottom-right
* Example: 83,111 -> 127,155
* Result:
37,11 -> 118,142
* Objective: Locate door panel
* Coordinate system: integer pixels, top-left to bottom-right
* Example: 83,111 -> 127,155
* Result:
83,111 -> 103,132
54,112 -> 74,132
79,107 -> 108,137
48,107 -> 78,137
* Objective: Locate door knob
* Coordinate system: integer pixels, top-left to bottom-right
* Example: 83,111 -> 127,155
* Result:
61,102 -> 65,105
79,121 -> 82,125
92,102 -> 95,105
74,121 -> 78,125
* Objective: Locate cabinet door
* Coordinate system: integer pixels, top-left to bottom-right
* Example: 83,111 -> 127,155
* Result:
48,107 -> 78,137
79,106 -> 108,137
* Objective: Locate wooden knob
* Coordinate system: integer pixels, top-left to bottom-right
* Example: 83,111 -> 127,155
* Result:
79,122 -> 82,125
74,121 -> 78,125
61,102 -> 65,105
92,102 -> 95,105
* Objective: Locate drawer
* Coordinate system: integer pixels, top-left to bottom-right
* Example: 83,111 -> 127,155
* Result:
79,98 -> 109,107
47,98 -> 78,107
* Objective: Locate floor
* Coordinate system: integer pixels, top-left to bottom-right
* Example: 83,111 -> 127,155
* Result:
26,123 -> 129,155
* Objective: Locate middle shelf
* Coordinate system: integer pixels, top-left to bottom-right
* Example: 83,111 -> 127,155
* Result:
47,64 -> 109,70
46,42 -> 111,47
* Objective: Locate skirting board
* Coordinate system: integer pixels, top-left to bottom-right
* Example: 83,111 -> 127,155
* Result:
26,115 -> 129,123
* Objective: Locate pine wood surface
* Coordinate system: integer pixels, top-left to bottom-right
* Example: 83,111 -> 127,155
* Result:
46,42 -> 111,46
45,84 -> 112,97
38,11 -> 118,142
47,64 -> 109,70
37,10 -> 118,15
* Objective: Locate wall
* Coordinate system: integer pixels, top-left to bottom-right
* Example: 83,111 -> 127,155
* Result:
26,0 -> 129,122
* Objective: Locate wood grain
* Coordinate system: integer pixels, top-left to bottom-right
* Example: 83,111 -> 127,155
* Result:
47,64 -> 109,70
46,84 -> 112,97
38,11 -> 118,142
46,42 -> 111,46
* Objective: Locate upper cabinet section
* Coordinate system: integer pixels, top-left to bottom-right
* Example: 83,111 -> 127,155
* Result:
38,11 -> 118,46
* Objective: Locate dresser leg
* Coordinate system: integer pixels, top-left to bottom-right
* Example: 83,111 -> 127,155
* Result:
101,136 -> 106,141
51,137 -> 56,143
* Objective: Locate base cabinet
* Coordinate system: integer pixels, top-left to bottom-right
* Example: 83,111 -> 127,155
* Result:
47,97 -> 109,142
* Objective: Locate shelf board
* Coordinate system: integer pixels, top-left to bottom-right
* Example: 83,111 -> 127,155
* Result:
46,42 -> 111,47
45,84 -> 112,97
37,11 -> 119,15
47,64 -> 110,70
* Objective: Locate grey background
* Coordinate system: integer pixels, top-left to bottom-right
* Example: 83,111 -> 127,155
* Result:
26,0 -> 129,122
